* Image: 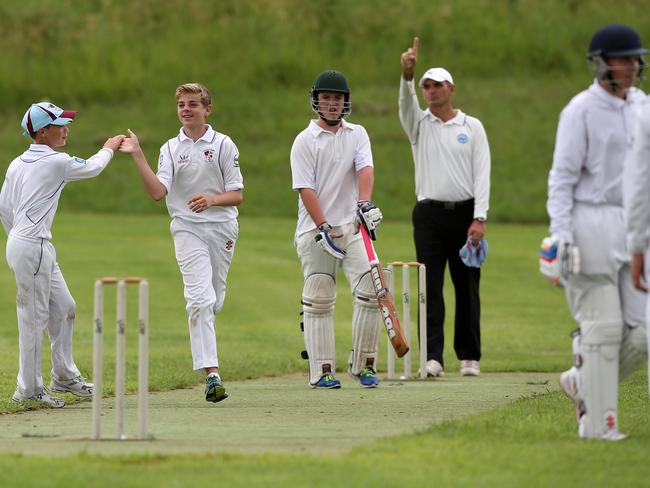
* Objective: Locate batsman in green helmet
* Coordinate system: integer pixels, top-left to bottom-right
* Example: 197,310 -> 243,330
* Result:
290,70 -> 384,389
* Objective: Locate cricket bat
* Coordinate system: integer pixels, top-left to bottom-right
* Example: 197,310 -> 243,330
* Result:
359,225 -> 410,357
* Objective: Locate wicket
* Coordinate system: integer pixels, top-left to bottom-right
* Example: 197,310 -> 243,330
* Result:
386,262 -> 427,380
92,277 -> 149,440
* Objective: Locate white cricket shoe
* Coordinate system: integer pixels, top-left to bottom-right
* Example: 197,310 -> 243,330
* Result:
460,360 -> 480,376
425,359 -> 445,377
559,367 -> 578,402
559,367 -> 584,422
50,375 -> 93,397
12,387 -> 65,408
579,416 -> 627,441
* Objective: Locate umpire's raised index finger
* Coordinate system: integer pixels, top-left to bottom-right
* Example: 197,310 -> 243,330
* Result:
413,36 -> 419,56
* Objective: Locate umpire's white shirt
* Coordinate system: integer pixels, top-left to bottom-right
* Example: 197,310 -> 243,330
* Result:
291,119 -> 373,238
547,81 -> 645,243
398,78 -> 491,220
156,125 -> 243,223
0,145 -> 114,239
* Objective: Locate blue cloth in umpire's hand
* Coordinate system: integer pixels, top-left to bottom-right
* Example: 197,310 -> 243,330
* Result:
459,237 -> 488,268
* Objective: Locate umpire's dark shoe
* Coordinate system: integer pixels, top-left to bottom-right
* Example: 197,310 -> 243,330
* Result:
205,373 -> 228,403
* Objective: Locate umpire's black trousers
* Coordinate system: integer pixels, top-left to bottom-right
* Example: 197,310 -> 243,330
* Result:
412,199 -> 481,367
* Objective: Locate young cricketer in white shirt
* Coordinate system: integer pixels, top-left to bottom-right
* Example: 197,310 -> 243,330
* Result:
291,70 -> 384,389
0,102 -> 124,407
546,24 -> 648,440
120,83 -> 243,403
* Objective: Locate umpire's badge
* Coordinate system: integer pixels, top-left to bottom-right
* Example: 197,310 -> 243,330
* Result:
203,149 -> 215,163
225,239 -> 234,251
457,133 -> 469,144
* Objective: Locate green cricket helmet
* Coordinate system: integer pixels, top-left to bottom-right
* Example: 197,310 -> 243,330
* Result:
310,70 -> 352,124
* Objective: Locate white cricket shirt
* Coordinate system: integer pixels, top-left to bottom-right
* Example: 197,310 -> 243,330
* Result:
0,144 -> 114,240
156,125 -> 244,223
547,81 -> 646,243
625,98 -> 650,253
291,119 -> 373,238
399,78 -> 491,220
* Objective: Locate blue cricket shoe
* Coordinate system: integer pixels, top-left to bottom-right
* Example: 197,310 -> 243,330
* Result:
205,373 -> 229,403
358,366 -> 379,388
311,373 -> 341,389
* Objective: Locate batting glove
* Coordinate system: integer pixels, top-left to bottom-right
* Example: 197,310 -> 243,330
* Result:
315,223 -> 346,260
356,201 -> 383,240
539,236 -> 580,287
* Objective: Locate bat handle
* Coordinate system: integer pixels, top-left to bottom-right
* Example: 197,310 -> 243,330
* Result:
359,225 -> 378,262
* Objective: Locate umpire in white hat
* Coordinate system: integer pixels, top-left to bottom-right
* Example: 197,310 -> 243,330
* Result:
398,37 -> 491,378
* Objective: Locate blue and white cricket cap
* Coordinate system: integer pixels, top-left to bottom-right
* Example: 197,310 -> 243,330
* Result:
21,102 -> 78,136
418,67 -> 454,87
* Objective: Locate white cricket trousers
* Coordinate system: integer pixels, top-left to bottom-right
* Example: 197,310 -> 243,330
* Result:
565,203 -> 645,328
565,203 -> 646,437
6,235 -> 81,397
170,217 -> 238,371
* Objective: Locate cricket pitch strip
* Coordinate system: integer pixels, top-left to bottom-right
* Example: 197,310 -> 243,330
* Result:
0,372 -> 558,456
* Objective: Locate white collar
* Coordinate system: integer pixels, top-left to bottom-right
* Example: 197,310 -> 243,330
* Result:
178,124 -> 216,142
28,144 -> 57,153
589,80 -> 628,108
307,118 -> 352,135
425,108 -> 466,125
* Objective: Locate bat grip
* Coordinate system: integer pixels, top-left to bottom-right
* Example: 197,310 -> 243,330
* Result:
360,225 -> 378,262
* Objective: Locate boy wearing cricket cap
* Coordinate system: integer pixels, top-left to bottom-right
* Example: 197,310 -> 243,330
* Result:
0,102 -> 124,407
120,83 -> 243,403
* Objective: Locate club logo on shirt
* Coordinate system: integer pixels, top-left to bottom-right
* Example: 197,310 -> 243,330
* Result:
178,154 -> 190,165
457,133 -> 469,144
225,239 -> 234,251
203,149 -> 215,163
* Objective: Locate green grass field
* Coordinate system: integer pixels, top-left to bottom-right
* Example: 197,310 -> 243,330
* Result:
0,215 -> 647,487
0,0 -> 649,222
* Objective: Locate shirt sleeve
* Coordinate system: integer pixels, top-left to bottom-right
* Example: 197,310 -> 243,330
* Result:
547,103 -> 587,243
353,125 -> 374,171
291,133 -> 316,191
0,178 -> 13,234
156,142 -> 174,194
626,104 -> 650,253
471,119 -> 491,220
219,137 -> 244,192
62,148 -> 114,182
398,77 -> 422,145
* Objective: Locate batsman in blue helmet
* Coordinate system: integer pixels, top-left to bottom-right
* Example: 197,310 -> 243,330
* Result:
543,24 -> 649,440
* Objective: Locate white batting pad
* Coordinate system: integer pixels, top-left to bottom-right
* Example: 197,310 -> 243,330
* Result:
302,273 -> 336,384
619,324 -> 647,380
348,271 -> 381,376
577,284 -> 624,439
